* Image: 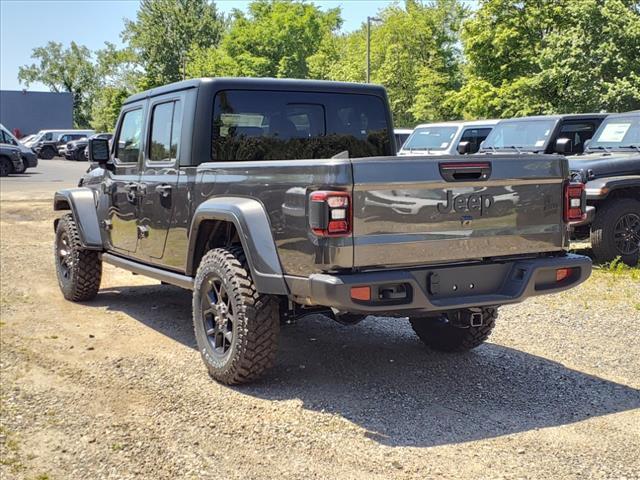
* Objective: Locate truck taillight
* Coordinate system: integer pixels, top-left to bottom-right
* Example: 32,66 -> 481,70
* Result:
564,182 -> 586,223
309,190 -> 351,236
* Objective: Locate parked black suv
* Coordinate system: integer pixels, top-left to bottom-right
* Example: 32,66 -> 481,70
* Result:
33,131 -> 93,159
569,111 -> 640,265
64,133 -> 113,161
0,145 -> 24,176
479,114 -> 608,156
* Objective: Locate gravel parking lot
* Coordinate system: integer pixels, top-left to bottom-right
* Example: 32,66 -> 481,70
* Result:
1,164 -> 639,479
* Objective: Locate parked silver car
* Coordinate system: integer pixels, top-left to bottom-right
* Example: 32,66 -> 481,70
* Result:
398,119 -> 498,156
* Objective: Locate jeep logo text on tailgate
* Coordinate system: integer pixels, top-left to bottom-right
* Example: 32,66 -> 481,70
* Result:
436,191 -> 493,216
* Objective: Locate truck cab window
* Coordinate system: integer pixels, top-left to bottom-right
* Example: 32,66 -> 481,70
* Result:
212,90 -> 391,161
149,101 -> 183,162
116,109 -> 143,163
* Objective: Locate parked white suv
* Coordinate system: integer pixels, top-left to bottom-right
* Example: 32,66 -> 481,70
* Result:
398,119 -> 498,156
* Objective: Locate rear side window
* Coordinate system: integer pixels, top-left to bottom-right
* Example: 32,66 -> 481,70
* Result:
460,128 -> 492,154
212,90 -> 392,161
116,109 -> 143,163
559,121 -> 596,154
149,101 -> 183,162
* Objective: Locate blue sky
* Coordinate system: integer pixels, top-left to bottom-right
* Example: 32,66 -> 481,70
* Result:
0,0 -> 411,91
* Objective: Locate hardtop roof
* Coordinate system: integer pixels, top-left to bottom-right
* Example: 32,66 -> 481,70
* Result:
497,113 -> 609,123
124,77 -> 388,105
412,119 -> 500,129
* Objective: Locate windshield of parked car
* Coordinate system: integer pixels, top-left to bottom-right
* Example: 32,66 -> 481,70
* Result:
401,126 -> 458,151
482,119 -> 556,151
212,90 -> 393,160
587,115 -> 640,150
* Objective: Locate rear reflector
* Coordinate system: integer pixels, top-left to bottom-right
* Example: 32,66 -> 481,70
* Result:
350,286 -> 371,301
556,268 -> 574,282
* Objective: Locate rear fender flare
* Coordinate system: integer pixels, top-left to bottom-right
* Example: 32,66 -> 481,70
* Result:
53,188 -> 103,250
187,197 -> 288,295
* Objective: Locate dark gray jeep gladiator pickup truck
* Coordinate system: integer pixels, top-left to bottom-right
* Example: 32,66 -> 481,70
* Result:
53,78 -> 592,384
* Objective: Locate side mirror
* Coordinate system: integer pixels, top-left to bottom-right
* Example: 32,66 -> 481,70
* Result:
88,138 -> 110,165
583,139 -> 591,150
554,137 -> 573,154
457,141 -> 472,155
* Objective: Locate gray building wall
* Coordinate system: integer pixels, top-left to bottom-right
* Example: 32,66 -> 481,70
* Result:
0,90 -> 73,136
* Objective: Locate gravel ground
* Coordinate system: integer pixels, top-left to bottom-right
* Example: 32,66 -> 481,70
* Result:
1,193 -> 639,480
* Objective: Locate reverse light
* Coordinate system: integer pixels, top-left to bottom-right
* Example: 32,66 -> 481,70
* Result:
564,182 -> 586,223
309,190 -> 352,236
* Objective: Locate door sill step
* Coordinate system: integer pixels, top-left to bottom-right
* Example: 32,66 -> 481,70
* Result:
102,253 -> 194,290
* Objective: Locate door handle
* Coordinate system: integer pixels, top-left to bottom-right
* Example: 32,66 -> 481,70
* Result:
124,182 -> 138,203
155,184 -> 172,197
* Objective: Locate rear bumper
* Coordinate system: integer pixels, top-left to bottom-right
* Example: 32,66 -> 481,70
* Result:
286,254 -> 591,314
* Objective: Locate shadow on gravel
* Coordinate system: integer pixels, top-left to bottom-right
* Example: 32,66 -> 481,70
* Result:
95,284 -> 640,448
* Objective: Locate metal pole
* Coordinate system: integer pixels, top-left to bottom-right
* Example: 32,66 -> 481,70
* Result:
366,16 -> 371,83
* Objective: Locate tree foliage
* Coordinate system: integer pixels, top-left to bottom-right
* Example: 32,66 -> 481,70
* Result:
124,0 -> 225,88
17,0 -> 640,132
18,41 -> 96,127
451,0 -> 640,119
187,0 -> 341,79
310,0 -> 466,127
90,43 -> 141,132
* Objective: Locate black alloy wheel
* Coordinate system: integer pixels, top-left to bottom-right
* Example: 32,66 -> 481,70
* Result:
614,212 -> 640,256
201,274 -> 235,359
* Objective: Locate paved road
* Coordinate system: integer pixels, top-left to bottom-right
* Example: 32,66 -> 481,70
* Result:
0,158 -> 89,198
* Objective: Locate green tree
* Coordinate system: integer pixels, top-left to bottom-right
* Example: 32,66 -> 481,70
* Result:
311,0 -> 467,127
18,41 -> 96,127
187,0 -> 341,78
90,43 -> 141,132
452,0 -> 640,119
124,0 -> 225,88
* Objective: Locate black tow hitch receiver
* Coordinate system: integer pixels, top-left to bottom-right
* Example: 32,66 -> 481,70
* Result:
449,309 -> 484,328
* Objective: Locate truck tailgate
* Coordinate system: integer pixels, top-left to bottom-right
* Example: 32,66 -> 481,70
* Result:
351,155 -> 568,268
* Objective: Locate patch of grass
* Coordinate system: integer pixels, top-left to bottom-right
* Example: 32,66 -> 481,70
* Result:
0,427 -> 25,474
594,257 -> 640,280
111,443 -> 124,451
32,474 -> 52,480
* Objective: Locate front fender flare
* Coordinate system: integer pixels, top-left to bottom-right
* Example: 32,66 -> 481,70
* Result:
585,175 -> 640,200
187,197 -> 288,295
53,188 -> 102,250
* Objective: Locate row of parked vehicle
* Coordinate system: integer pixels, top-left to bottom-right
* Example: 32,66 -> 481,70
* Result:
393,111 -> 640,266
0,127 -> 113,176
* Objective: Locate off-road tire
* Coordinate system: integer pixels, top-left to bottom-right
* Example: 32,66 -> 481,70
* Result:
590,198 -> 640,266
55,213 -> 102,301
193,246 -> 280,385
40,146 -> 56,159
0,157 -> 11,176
410,308 -> 498,352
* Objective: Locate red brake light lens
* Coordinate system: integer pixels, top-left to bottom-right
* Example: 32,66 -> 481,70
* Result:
564,182 -> 586,223
309,190 -> 351,237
